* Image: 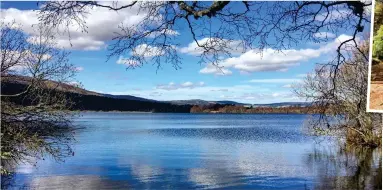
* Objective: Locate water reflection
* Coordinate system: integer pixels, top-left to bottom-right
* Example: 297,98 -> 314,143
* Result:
3,113 -> 382,189
149,127 -> 307,143
129,162 -> 164,183
29,175 -> 130,189
306,144 -> 382,190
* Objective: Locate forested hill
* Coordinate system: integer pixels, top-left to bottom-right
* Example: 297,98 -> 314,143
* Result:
1,76 -> 191,113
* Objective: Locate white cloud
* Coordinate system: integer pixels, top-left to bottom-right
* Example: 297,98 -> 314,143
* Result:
313,32 -> 336,39
296,73 -> 308,78
181,81 -> 193,87
199,34 -> 353,75
73,66 -> 84,71
211,89 -> 229,92
25,35 -> 105,51
132,44 -> 165,58
199,64 -> 232,76
156,81 -> 205,91
248,79 -> 302,83
1,2 -> 165,51
108,83 -> 300,104
246,78 -> 303,89
56,37 -> 105,51
199,48 -> 317,73
147,29 -> 179,38
116,56 -> 140,67
1,8 -> 39,34
179,38 -> 244,56
115,44 -> 167,65
219,91 -> 298,101
320,34 -> 358,53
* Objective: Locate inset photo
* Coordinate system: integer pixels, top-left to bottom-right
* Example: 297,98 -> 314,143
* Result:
369,0 -> 383,111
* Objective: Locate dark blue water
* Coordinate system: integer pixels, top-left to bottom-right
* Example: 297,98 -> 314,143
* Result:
8,113 -> 381,189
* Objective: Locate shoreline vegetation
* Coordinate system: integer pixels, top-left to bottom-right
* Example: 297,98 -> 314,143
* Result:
77,110 -> 311,114
189,105 -> 316,114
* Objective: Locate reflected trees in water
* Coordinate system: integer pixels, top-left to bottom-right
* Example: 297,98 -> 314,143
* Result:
306,144 -> 381,190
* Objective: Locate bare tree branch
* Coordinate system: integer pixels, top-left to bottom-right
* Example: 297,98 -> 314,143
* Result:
37,1 -> 372,94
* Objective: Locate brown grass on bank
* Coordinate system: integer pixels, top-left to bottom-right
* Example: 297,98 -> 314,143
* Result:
370,61 -> 383,110
370,82 -> 383,110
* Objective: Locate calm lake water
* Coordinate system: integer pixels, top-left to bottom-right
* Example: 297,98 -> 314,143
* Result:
5,113 -> 382,189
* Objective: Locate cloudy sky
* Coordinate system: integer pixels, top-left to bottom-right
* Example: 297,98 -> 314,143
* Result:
1,1 -> 368,104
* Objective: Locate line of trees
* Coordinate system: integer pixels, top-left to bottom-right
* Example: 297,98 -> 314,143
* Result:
190,104 -> 319,114
2,79 -> 192,113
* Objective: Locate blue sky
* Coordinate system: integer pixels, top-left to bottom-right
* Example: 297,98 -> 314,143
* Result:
1,1 -> 370,104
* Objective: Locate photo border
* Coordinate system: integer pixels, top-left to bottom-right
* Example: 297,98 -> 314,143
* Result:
366,0 -> 383,113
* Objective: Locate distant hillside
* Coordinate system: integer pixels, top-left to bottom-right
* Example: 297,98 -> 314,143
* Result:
253,102 -> 312,108
190,104 -> 318,114
167,99 -> 309,107
102,94 -> 157,102
167,99 -> 213,105
215,100 -> 245,105
1,75 -> 311,113
167,99 -> 245,106
2,75 -> 157,102
1,76 -> 191,113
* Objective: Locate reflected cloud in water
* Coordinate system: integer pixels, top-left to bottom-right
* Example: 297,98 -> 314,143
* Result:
130,163 -> 164,183
29,175 -> 130,189
5,113 -> 382,189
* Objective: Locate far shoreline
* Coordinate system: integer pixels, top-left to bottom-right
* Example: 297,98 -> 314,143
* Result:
71,110 -> 310,115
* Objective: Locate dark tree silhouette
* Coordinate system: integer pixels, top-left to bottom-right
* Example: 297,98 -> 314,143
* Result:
38,1 -> 371,75
295,40 -> 382,147
1,21 -> 77,175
